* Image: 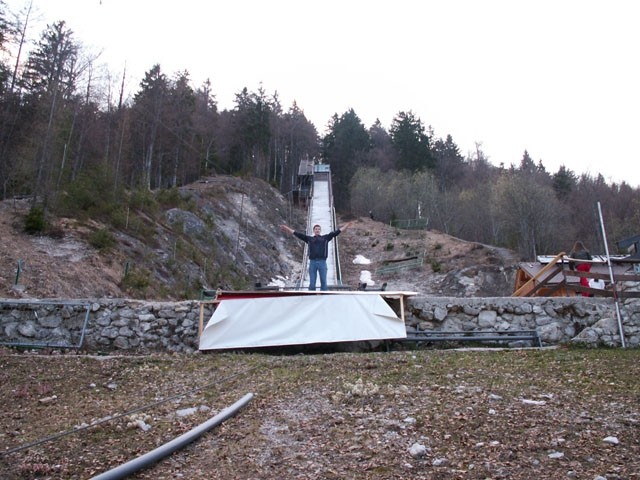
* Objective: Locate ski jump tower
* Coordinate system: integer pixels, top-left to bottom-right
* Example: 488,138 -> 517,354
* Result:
296,160 -> 343,290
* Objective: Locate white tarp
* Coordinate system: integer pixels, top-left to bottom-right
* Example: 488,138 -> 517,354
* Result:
199,293 -> 407,350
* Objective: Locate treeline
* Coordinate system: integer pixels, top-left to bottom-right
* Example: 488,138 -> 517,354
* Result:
0,6 -> 638,260
325,110 -> 639,259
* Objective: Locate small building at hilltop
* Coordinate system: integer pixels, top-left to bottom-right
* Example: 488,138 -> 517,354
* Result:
291,157 -> 314,208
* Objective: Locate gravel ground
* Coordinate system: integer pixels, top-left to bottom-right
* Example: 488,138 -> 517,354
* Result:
1,347 -> 639,479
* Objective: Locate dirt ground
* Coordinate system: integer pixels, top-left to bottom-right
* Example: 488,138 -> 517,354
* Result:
1,348 -> 638,479
336,217 -> 519,296
0,199 -> 131,300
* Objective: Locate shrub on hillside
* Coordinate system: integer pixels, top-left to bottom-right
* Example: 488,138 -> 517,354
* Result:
24,206 -> 46,234
88,228 -> 116,250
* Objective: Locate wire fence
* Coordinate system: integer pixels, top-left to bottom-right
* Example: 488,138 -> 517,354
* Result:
0,300 -> 91,349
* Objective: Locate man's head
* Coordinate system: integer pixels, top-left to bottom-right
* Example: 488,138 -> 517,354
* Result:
312,224 -> 321,235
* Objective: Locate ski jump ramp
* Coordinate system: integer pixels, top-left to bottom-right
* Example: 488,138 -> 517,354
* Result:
299,165 -> 341,289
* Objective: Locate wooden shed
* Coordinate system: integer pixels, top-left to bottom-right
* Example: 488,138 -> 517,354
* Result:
513,252 -> 640,298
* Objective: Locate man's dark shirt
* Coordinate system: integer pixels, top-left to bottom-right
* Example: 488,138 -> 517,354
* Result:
294,230 -> 341,260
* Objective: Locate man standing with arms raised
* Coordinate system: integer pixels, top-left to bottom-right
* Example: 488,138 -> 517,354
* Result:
280,221 -> 353,291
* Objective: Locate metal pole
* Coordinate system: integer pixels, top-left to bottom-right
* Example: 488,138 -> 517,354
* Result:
597,201 -> 626,348
14,259 -> 23,285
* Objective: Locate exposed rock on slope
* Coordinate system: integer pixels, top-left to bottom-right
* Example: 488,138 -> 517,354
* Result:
0,176 -> 520,300
337,218 -> 520,296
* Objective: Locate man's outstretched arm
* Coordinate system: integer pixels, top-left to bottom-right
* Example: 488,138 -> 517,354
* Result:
279,224 -> 295,235
339,221 -> 354,231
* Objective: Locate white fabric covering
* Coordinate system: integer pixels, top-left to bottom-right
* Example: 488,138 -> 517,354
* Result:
199,293 -> 406,350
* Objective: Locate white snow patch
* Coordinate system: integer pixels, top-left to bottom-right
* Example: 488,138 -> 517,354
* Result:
359,270 -> 376,286
353,254 -> 371,265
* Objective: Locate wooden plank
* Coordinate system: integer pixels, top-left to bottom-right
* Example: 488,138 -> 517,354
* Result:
513,263 -> 563,297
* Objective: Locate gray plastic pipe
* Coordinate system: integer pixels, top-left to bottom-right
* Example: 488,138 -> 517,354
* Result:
90,392 -> 254,480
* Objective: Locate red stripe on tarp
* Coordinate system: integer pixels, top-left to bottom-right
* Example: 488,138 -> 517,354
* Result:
214,290 -> 325,301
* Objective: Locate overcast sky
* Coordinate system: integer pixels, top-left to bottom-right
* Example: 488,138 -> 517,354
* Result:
6,0 -> 640,187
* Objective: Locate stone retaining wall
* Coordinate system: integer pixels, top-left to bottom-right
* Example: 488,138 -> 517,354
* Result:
1,296 -> 639,352
0,300 -> 210,353
406,296 -> 640,348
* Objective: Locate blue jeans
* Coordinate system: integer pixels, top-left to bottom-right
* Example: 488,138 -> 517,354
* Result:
308,259 -> 328,291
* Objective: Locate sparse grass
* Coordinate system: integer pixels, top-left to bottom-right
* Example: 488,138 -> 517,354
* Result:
1,348 -> 638,479
120,265 -> 151,292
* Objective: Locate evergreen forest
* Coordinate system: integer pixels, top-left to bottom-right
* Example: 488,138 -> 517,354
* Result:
1,5 -> 639,260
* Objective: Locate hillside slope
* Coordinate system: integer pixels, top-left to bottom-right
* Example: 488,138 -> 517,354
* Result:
0,176 -> 520,300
